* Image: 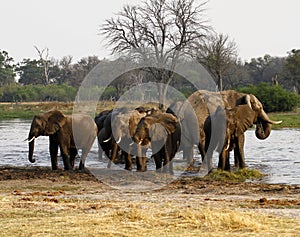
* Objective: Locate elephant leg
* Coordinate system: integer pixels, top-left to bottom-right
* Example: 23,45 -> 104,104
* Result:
183,146 -> 194,167
124,152 -> 132,171
136,156 -> 147,172
61,153 -> 71,170
162,145 -> 171,174
153,154 -> 162,172
235,135 -> 246,169
108,142 -> 118,168
70,147 -> 78,169
203,148 -> 213,173
218,149 -> 230,171
225,152 -> 230,171
79,135 -> 96,171
59,142 -> 71,171
97,140 -> 103,160
49,136 -> 59,170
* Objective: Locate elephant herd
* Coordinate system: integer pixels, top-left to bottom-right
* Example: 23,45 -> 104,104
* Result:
26,90 -> 282,173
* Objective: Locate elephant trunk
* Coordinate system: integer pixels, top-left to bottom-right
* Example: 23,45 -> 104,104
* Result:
28,138 -> 36,163
255,109 -> 282,140
255,121 -> 271,140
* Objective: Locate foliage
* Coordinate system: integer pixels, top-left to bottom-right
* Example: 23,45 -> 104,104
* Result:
237,83 -> 300,112
285,49 -> 300,93
0,50 -> 15,86
0,84 -> 77,102
203,168 -> 264,183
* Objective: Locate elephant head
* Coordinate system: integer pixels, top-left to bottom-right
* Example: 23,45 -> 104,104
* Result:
242,94 -> 282,140
27,110 -> 66,163
133,112 -> 178,148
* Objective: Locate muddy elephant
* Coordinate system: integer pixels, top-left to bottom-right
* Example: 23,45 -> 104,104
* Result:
133,111 -> 180,174
27,110 -> 97,170
186,90 -> 282,171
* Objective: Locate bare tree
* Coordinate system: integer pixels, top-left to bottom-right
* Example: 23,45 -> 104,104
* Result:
101,0 -> 210,107
34,46 -> 51,85
196,33 -> 238,91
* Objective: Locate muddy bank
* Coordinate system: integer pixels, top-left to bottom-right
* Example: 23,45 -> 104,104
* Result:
0,166 -> 300,236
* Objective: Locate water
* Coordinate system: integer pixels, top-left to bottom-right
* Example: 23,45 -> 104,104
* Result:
0,119 -> 299,185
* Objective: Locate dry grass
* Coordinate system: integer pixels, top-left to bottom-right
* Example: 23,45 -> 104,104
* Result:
0,194 -> 299,237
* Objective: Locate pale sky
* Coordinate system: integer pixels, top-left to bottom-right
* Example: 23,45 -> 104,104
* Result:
1,0 -> 299,63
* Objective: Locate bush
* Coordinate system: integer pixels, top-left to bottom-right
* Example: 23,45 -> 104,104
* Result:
237,83 -> 300,112
0,84 -> 78,102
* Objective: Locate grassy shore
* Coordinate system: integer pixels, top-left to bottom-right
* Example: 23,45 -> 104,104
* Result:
1,101 -> 300,128
0,167 -> 299,236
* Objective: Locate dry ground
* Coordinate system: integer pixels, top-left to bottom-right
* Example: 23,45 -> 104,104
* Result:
0,166 -> 299,236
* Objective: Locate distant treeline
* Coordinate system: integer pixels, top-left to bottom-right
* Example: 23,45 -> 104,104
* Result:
0,83 -> 299,113
1,49 -> 300,112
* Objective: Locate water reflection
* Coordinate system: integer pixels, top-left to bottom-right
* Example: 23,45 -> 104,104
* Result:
0,119 -> 299,185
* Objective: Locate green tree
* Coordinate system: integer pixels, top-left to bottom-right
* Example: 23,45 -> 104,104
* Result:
17,59 -> 44,85
285,49 -> 300,93
0,50 -> 15,86
238,83 -> 299,112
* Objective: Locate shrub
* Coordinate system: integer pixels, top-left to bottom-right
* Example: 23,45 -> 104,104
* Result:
237,83 -> 300,112
0,84 -> 77,102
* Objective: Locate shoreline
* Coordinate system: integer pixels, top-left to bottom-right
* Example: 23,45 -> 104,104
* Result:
1,101 -> 300,128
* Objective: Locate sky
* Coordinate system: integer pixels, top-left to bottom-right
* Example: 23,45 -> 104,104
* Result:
1,0 -> 300,63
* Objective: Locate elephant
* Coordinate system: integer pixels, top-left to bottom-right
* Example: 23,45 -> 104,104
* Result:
204,104 -> 266,171
111,107 -> 148,171
95,107 -> 149,171
95,109 -> 121,167
185,90 -> 282,171
94,109 -> 113,161
27,110 -> 98,170
133,110 -> 180,174
167,101 -> 200,166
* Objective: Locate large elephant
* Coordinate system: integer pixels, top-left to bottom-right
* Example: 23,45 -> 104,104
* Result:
204,104 -> 271,171
186,90 -> 282,171
133,111 -> 180,174
27,110 -> 97,170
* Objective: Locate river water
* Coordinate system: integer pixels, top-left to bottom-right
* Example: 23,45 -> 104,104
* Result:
0,119 -> 299,185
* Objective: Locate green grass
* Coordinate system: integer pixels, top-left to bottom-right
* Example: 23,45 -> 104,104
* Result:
269,111 -> 300,128
203,168 -> 265,183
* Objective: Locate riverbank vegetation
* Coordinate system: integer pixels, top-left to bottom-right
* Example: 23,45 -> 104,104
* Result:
1,100 -> 299,128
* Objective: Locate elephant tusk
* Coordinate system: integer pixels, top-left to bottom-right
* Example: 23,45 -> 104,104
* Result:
245,94 -> 252,109
270,120 -> 282,125
27,136 -> 36,143
225,137 -> 230,151
103,137 -> 111,143
225,143 -> 230,151
138,140 -> 143,145
116,137 -> 121,144
129,142 -> 134,146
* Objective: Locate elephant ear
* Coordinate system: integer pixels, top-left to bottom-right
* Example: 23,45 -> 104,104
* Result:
235,105 -> 256,137
159,113 -> 178,134
45,110 -> 66,135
